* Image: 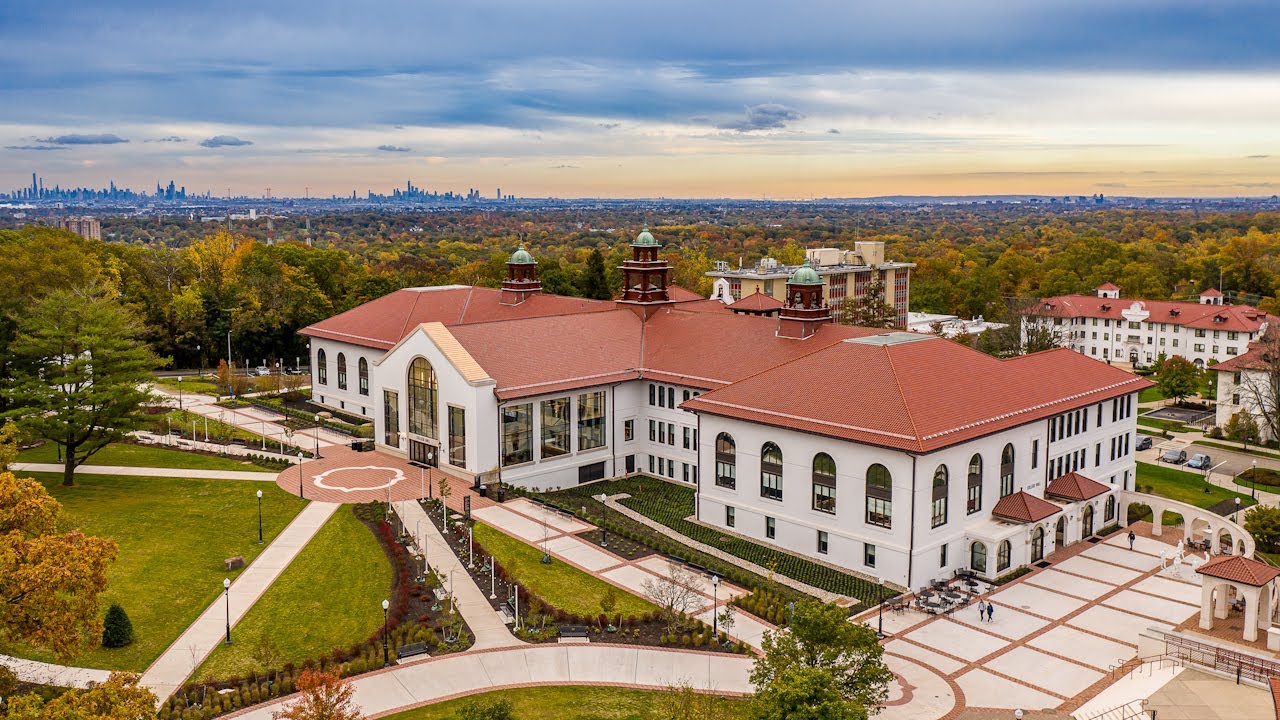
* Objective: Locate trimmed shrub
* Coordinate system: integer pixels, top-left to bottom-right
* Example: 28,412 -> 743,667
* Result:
101,603 -> 135,648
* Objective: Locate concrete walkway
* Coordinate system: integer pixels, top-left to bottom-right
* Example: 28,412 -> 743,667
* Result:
138,501 -> 340,700
157,389 -> 353,452
0,654 -> 111,690
226,644 -> 754,719
10,462 -> 275,481
393,500 -> 520,651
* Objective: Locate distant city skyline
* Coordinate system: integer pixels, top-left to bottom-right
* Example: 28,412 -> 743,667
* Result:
1,1 -> 1277,198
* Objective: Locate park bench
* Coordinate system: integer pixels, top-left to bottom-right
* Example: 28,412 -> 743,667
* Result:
397,642 -> 429,660
559,625 -> 589,638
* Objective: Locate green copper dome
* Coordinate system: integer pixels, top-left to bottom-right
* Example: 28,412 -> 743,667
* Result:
509,244 -> 535,264
789,265 -> 822,285
633,225 -> 658,246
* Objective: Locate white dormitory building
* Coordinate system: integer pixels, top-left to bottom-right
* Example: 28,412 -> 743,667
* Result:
1026,283 -> 1272,369
1213,337 -> 1279,443
301,230 -> 1148,590
906,312 -> 1007,339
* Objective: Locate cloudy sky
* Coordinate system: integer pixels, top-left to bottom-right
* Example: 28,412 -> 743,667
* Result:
2,1 -> 1278,198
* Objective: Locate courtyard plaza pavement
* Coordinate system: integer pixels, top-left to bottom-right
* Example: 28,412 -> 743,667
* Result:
273,445 -> 494,508
868,524 -> 1203,718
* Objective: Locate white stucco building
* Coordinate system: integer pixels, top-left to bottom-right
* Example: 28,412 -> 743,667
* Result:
300,230 -> 1149,589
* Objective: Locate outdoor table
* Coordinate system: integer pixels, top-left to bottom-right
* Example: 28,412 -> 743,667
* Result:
943,591 -> 962,601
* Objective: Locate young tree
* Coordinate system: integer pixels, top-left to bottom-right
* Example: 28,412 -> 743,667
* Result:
1154,356 -> 1199,405
750,601 -> 892,716
0,420 -> 18,471
5,671 -> 156,720
100,603 -> 135,648
641,563 -> 704,633
5,285 -> 161,486
271,670 -> 364,720
751,665 -> 866,720
1225,410 -> 1261,452
1244,505 -> 1280,554
0,471 -> 117,661
839,275 -> 897,329
578,248 -> 612,300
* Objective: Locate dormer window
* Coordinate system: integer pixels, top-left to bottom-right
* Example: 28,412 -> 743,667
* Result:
1099,304 -> 1110,312
1170,309 -> 1180,316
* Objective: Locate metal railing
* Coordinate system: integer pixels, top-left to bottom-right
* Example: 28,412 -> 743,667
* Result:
1162,633 -> 1280,686
1086,699 -> 1148,720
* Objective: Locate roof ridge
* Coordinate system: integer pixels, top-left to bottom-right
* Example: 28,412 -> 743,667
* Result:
457,286 -> 475,324
398,288 -> 428,342
882,343 -> 925,453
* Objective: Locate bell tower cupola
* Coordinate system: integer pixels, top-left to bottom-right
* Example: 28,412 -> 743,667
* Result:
617,225 -> 674,318
777,264 -> 831,339
501,243 -> 541,305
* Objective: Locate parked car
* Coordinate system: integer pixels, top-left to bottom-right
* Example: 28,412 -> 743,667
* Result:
1186,453 -> 1212,470
1160,448 -> 1188,465
1136,436 -> 1153,451
254,365 -> 270,376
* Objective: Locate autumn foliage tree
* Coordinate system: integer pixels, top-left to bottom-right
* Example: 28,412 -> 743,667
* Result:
272,670 -> 365,720
5,672 -> 156,720
0,471 -> 118,661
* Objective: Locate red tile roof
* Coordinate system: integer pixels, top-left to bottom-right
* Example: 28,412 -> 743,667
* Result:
1201,288 -> 1224,298
300,287 -> 618,349
991,491 -> 1063,523
681,334 -> 1152,452
1196,554 -> 1280,586
672,298 -> 733,314
1268,677 -> 1280,720
1033,294 -> 1271,333
666,285 -> 705,302
1045,472 -> 1111,502
730,291 -> 784,311
1096,282 -> 1120,291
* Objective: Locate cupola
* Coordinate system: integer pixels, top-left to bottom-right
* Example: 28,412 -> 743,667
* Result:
501,242 -> 541,305
617,225 -> 673,318
777,263 -> 831,339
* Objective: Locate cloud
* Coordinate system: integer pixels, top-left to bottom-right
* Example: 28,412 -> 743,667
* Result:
598,122 -> 620,129
4,144 -> 68,151
36,133 -> 128,145
376,144 -> 411,152
148,135 -> 187,143
827,128 -> 840,134
1247,154 -> 1270,159
550,164 -> 580,169
200,135 -> 253,148
718,103 -> 803,131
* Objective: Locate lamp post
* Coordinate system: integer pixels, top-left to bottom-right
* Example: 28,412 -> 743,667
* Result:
223,578 -> 232,645
1235,496 -> 1242,523
177,375 -> 183,410
227,329 -> 234,399
490,554 -> 497,599
197,344 -> 203,379
381,599 -> 390,667
597,493 -> 608,547
256,489 -> 264,544
876,576 -> 885,638
313,414 -> 320,458
1252,460 -> 1258,501
712,575 -> 720,636
468,524 -> 475,569
276,361 -> 282,395
297,452 -> 305,499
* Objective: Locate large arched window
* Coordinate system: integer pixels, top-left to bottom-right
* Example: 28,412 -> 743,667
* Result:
812,453 -> 836,513
760,442 -> 783,501
997,540 -> 1011,572
970,541 -> 987,573
866,464 -> 892,528
931,465 -> 949,528
715,433 -> 736,489
336,353 -> 348,390
316,348 -> 327,385
407,357 -> 439,438
967,454 -> 983,514
1000,444 -> 1015,497
358,357 -> 369,396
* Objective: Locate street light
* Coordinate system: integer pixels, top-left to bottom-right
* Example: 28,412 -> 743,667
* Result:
875,576 -> 886,638
297,452 -> 305,499
197,344 -> 203,379
1235,496 -> 1242,523
712,575 -> 720,636
177,375 -> 183,410
256,489 -> 264,544
313,414 -> 320,458
1252,460 -> 1258,501
597,493 -> 608,547
223,578 -> 232,645
381,599 -> 390,667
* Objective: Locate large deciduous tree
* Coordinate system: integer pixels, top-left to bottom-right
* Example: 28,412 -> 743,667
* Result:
272,670 -> 364,720
1155,356 -> 1200,405
5,672 -> 156,720
1224,410 -> 1261,452
750,602 -> 892,720
0,471 -> 118,661
5,284 -> 161,486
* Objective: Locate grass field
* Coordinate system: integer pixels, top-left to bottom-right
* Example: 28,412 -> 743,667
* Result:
1139,387 -> 1167,403
1135,461 -> 1256,519
0,473 -> 308,671
474,523 -> 656,618
381,686 -> 747,720
196,507 -> 390,679
154,377 -> 222,397
17,441 -> 274,472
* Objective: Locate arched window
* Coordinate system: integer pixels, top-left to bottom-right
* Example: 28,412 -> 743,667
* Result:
336,353 -> 348,390
970,542 -> 987,573
997,540 -> 1011,572
1104,495 -> 1116,522
358,357 -> 369,396
812,453 -> 836,513
866,464 -> 892,528
316,348 -> 327,385
1082,504 -> 1095,537
1031,526 -> 1045,562
407,357 -> 439,438
1000,444 -> 1015,497
931,465 -> 949,528
760,442 -> 783,501
967,454 -> 983,514
715,433 -> 736,489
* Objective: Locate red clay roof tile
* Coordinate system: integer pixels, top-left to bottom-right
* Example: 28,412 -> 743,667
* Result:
730,291 -> 785,311
991,491 -> 1063,523
1045,472 -> 1111,502
1034,294 -> 1271,334
1197,554 -> 1280,586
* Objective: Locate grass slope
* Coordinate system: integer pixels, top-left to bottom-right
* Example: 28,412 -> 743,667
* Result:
474,523 -> 656,618
196,507 -> 390,679
0,472 -> 307,671
381,686 -> 746,720
17,441 -> 274,472
1135,461 -> 1256,513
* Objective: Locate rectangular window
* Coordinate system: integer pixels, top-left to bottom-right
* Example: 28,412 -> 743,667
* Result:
649,419 -> 656,442
382,390 -> 400,448
940,543 -> 948,567
866,496 -> 892,528
1173,339 -> 1179,347
668,387 -> 675,408
683,427 -> 691,449
1228,347 -> 1238,355
761,469 -> 783,500
1032,439 -> 1038,468
682,463 -> 690,483
1095,442 -> 1101,467
649,455 -> 655,473
1195,329 -> 1205,337
725,506 -> 735,528
683,389 -> 691,402
501,403 -> 533,466
817,530 -> 829,555
540,398 -> 571,459
658,423 -> 666,445
766,516 -> 776,539
577,391 -> 607,451
864,543 -> 876,568
624,419 -> 634,441
1195,343 -> 1205,353
668,422 -> 676,446
1229,331 -> 1239,340
448,405 -> 466,467
648,384 -> 656,406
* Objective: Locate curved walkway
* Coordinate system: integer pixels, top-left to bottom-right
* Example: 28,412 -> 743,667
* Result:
225,644 -> 754,719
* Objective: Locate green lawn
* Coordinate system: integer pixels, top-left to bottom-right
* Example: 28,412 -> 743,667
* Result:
474,523 -> 656,618
1137,416 -> 1193,434
0,473 -> 308,671
1136,461 -> 1257,511
381,686 -> 746,720
1139,387 -> 1167,403
196,507 -> 390,679
154,377 -> 222,397
17,441 -> 274,472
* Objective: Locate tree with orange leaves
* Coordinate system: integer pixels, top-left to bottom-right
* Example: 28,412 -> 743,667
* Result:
272,670 -> 365,720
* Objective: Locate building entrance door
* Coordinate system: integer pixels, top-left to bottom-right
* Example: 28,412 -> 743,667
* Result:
409,439 -> 438,467
1055,516 -> 1066,550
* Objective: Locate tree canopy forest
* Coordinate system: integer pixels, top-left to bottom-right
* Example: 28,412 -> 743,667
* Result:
4,206 -> 1280,369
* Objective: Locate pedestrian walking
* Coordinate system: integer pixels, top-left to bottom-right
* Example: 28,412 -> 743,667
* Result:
1128,530 -> 1136,550
986,603 -> 995,623
977,599 -> 986,621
